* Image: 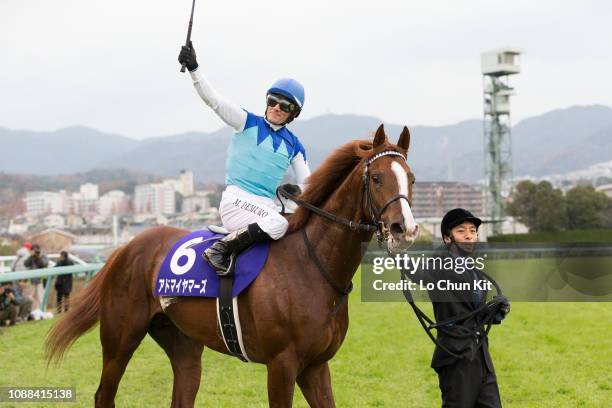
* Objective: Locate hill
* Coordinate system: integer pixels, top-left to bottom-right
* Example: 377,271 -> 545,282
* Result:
2,105 -> 612,182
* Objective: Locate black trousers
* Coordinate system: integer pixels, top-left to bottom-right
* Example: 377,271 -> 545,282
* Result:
56,291 -> 70,313
435,354 -> 501,408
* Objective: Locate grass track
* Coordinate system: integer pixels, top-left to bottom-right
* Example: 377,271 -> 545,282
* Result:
1,270 -> 611,407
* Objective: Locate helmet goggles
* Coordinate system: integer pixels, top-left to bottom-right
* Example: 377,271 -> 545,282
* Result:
266,93 -> 298,114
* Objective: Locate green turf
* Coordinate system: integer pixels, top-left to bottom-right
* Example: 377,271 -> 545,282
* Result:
1,270 -> 611,407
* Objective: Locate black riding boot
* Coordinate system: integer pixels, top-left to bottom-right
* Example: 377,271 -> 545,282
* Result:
204,223 -> 270,276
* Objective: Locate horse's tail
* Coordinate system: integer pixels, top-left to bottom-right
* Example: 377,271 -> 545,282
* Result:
45,247 -> 122,365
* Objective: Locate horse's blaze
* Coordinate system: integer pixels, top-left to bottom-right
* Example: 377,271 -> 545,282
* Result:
390,161 -> 418,242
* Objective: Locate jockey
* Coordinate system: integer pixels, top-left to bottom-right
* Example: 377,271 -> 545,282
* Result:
178,42 -> 311,275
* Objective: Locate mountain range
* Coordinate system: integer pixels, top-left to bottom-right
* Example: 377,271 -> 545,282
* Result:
2,104 -> 612,183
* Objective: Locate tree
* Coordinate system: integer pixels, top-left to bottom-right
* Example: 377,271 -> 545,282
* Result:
506,180 -> 538,228
532,181 -> 567,232
507,180 -> 567,232
565,186 -> 611,229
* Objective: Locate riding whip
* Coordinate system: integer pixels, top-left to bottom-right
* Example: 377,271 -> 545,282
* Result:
180,0 -> 197,73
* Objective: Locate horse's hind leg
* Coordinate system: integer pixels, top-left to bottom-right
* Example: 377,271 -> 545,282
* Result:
94,290 -> 151,407
297,362 -> 335,408
148,313 -> 204,408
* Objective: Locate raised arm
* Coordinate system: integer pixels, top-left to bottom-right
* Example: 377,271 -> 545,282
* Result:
179,43 -> 247,132
190,70 -> 247,132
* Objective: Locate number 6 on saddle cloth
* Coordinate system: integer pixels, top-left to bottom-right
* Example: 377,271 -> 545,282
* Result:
155,228 -> 269,298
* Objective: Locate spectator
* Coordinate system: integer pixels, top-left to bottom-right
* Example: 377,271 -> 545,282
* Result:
0,282 -> 19,326
11,280 -> 33,322
54,251 -> 74,313
11,241 -> 33,272
24,244 -> 49,311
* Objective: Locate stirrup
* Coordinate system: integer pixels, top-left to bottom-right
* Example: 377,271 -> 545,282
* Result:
215,252 -> 237,277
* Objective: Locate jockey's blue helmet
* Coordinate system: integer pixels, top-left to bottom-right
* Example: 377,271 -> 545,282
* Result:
267,78 -> 305,112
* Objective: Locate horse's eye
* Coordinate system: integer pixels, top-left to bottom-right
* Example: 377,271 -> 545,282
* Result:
412,179 -> 416,185
372,175 -> 382,185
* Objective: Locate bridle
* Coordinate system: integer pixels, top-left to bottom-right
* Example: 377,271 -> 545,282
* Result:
276,149 -> 411,313
362,150 -> 412,246
277,149 -> 411,245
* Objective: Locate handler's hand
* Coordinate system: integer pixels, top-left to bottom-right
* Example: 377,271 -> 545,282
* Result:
493,295 -> 510,323
178,41 -> 198,72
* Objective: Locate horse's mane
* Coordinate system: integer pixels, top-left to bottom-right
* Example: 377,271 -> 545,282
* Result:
287,138 -> 400,232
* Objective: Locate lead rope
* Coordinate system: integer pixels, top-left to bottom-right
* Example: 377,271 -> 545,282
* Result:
400,266 -> 504,359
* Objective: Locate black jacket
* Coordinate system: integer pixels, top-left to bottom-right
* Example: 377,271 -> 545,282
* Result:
24,254 -> 49,285
405,249 -> 495,372
54,258 -> 75,293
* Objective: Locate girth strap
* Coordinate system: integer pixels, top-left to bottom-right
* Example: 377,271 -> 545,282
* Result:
217,275 -> 249,362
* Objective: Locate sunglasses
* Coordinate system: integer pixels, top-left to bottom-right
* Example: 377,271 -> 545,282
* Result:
266,94 -> 297,113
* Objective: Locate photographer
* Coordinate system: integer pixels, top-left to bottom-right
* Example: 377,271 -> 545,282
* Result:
11,280 -> 33,322
24,244 -> 49,311
0,282 -> 19,326
403,209 -> 510,408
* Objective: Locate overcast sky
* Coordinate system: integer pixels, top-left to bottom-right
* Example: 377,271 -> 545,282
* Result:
1,0 -> 611,139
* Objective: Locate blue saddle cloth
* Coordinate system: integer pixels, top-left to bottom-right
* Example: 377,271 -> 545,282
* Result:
155,228 -> 269,298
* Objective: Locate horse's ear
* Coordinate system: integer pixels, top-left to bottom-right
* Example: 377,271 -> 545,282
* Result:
397,126 -> 411,154
373,124 -> 387,148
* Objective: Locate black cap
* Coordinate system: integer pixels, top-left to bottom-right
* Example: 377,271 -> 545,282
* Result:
441,208 -> 482,238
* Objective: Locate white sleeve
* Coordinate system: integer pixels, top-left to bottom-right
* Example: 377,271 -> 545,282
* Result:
190,69 -> 247,132
291,152 -> 311,188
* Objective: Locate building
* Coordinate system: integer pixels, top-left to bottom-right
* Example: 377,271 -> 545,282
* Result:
43,214 -> 66,229
411,182 -> 485,219
73,183 -> 100,215
80,183 -> 99,200
28,229 -> 76,253
70,226 -> 114,245
163,170 -> 194,197
182,192 -> 211,214
98,190 -> 131,217
24,191 -> 70,215
596,184 -> 612,199
134,183 -> 175,215
23,183 -> 101,216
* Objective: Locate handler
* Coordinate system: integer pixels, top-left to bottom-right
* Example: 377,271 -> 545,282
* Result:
405,208 -> 510,408
178,43 -> 310,275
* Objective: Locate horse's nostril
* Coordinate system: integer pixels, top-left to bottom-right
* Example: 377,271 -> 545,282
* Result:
390,223 -> 406,235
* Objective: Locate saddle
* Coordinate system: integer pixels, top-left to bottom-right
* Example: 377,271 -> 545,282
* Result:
155,226 -> 270,362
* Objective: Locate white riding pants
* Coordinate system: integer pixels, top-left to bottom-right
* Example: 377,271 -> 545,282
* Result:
219,185 -> 288,240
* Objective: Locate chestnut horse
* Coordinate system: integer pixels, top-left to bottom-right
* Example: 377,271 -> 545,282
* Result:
46,125 -> 418,407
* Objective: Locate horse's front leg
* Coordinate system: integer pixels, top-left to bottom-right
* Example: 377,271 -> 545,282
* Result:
266,350 -> 299,408
296,361 -> 335,408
